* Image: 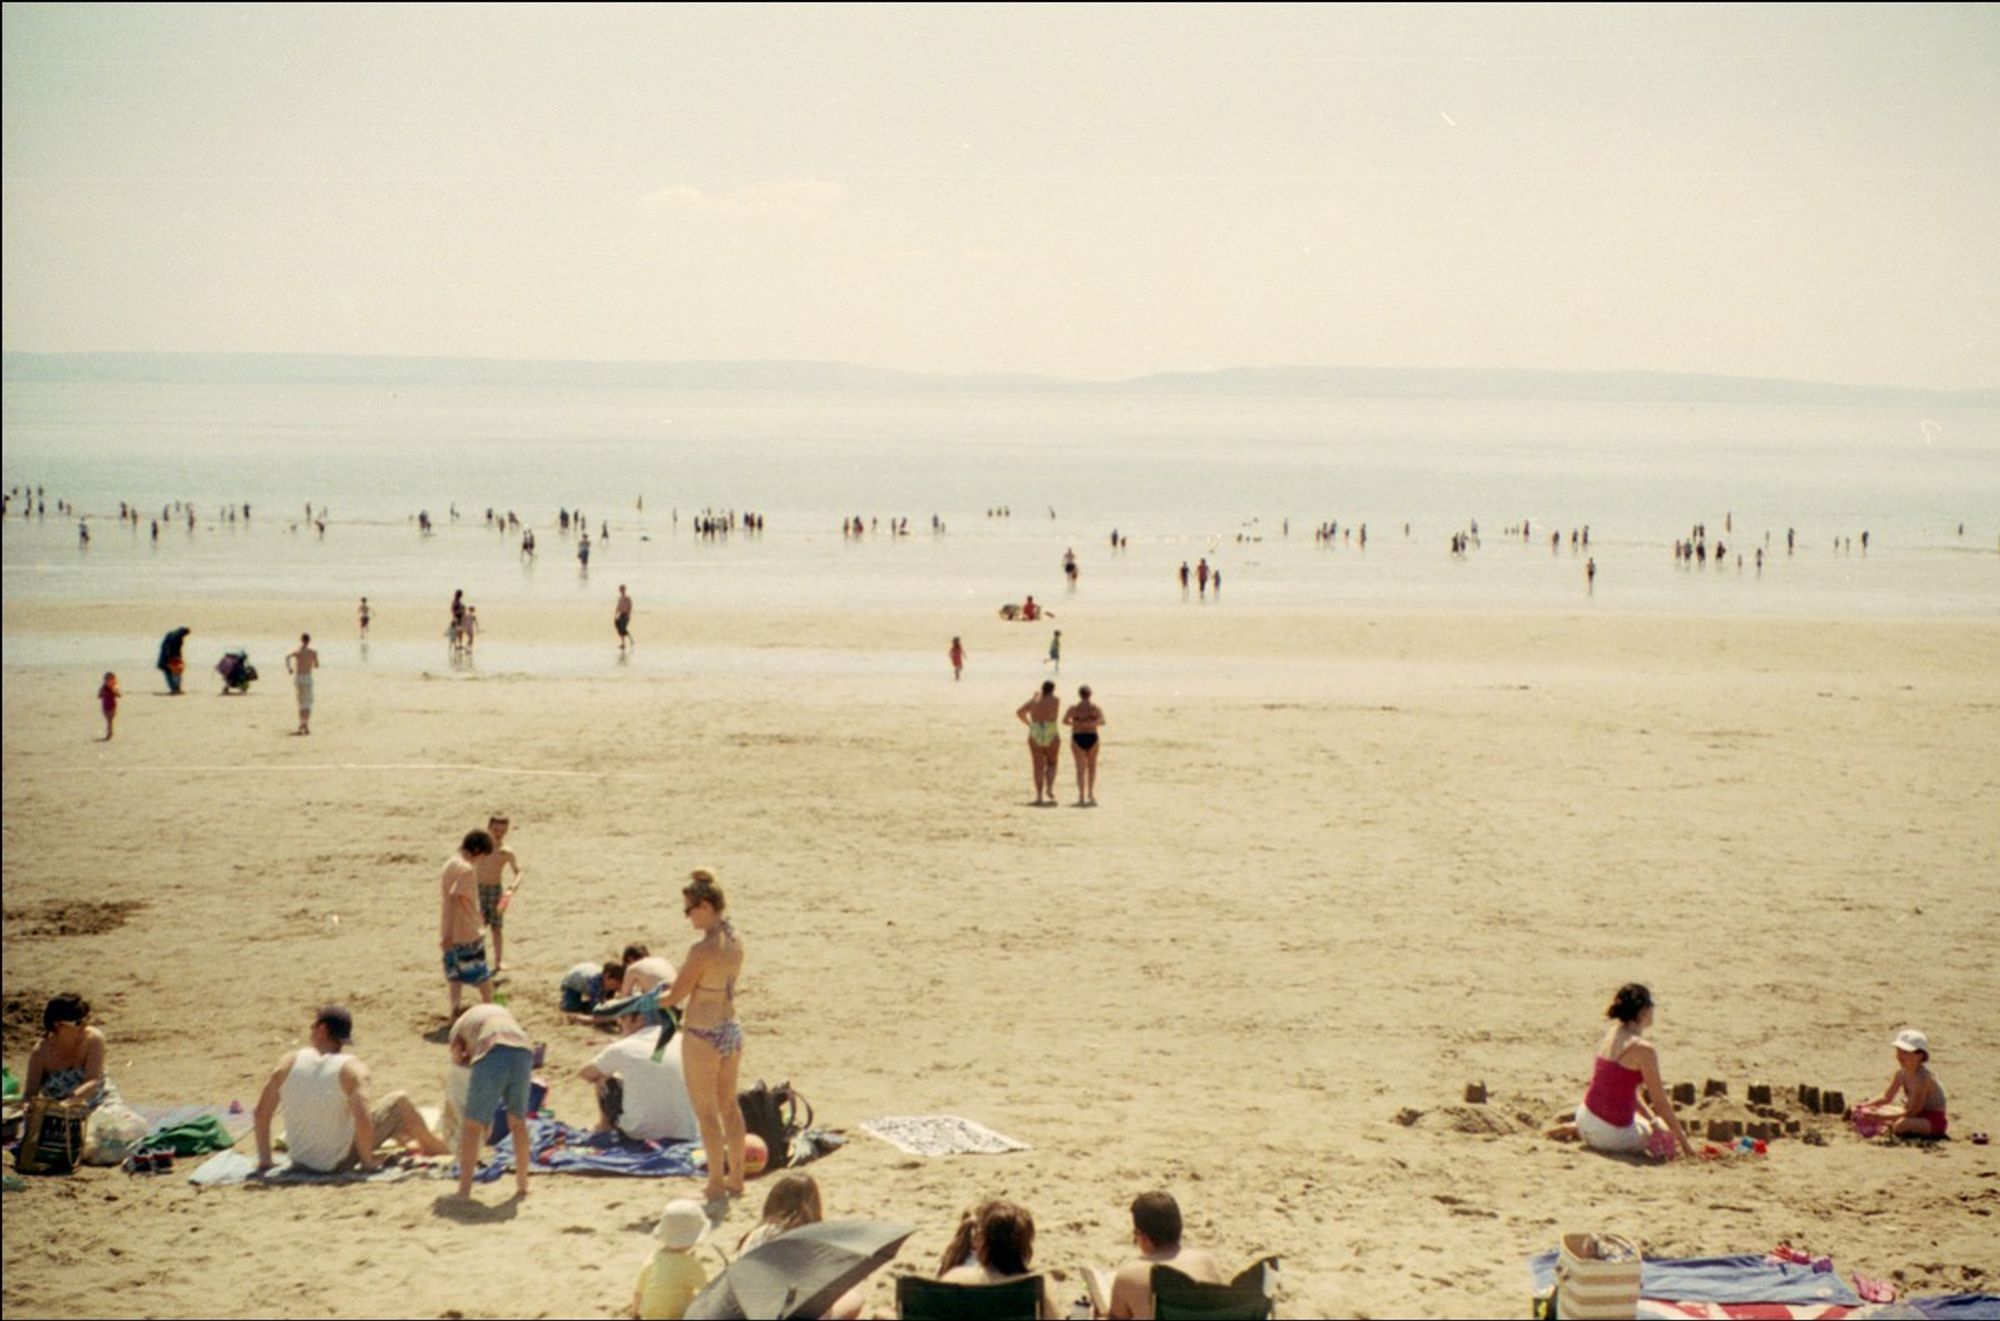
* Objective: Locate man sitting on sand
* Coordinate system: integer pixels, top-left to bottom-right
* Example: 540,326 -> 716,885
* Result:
579,1023 -> 701,1143
1104,1191 -> 1224,1319
253,1006 -> 448,1174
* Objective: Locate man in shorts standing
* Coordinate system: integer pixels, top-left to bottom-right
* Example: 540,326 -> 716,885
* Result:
475,815 -> 524,974
441,830 -> 496,1017
285,633 -> 318,735
615,585 -> 634,652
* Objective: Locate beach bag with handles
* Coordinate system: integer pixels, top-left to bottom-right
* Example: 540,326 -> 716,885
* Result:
15,1097 -> 91,1175
736,1080 -> 812,1171
1554,1232 -> 1642,1320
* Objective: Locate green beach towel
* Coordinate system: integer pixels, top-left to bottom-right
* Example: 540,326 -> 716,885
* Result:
144,1114 -> 239,1156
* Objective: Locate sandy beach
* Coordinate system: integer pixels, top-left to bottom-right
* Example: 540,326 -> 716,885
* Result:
3,599 -> 1996,1318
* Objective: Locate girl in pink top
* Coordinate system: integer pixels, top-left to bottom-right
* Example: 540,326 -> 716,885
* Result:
1545,983 -> 1695,1160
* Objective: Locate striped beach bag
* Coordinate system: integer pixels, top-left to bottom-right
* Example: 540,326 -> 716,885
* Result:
1553,1233 -> 1641,1320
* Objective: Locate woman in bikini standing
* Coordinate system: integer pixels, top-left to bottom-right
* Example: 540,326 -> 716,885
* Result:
659,869 -> 747,1202
1062,684 -> 1105,806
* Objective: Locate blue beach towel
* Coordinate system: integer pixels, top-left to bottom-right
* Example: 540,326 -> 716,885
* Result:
1527,1252 -> 1863,1307
1912,1297 -> 2000,1321
473,1117 -> 702,1183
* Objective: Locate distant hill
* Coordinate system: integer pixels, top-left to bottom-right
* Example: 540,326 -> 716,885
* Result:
3,352 -> 1993,406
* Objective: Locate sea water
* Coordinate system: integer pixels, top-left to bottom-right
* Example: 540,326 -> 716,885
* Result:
3,380 -> 1996,640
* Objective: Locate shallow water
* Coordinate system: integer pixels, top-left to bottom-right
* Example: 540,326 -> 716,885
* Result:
4,380 -> 1996,623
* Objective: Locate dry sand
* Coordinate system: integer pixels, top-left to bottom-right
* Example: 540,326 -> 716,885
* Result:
4,601 -> 1997,1318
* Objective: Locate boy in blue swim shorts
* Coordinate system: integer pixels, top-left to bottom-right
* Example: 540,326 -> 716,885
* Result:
441,830 -> 496,1017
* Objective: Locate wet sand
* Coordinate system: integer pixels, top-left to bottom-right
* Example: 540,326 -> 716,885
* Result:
3,601 -> 1997,1317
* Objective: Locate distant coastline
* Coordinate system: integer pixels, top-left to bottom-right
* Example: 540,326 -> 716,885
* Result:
3,351 -> 1994,407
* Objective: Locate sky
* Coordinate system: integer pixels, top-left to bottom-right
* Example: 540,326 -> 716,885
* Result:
3,3 -> 1996,388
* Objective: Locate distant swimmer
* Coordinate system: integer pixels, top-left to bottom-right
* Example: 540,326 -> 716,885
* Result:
1046,629 -> 1062,675
578,533 -> 591,568
1179,562 -> 1190,598
285,632 -> 319,736
1586,558 -> 1596,593
1016,681 -> 1062,806
949,636 -> 965,682
358,597 -> 371,639
1063,684 -> 1104,807
615,585 -> 634,652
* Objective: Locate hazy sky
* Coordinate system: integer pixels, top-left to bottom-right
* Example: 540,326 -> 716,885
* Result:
4,4 -> 1995,386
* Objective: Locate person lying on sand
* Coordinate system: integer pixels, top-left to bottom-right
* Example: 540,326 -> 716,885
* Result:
253,1006 -> 447,1174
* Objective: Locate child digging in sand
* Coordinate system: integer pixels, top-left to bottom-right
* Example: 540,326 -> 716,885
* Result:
1854,1028 -> 1949,1138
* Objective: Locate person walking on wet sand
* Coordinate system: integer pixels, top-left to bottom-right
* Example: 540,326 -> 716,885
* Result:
1017,680 -> 1062,806
1063,684 -> 1104,806
949,636 -> 965,681
98,672 -> 120,740
285,633 -> 318,735
1045,629 -> 1062,674
616,585 -> 635,651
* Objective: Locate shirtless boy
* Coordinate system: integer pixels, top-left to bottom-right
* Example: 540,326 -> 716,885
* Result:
285,633 -> 319,735
475,815 -> 525,973
441,830 -> 497,1016
615,585 -> 634,651
1016,681 -> 1062,806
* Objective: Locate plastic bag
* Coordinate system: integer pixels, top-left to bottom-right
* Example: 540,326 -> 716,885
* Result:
82,1103 -> 150,1166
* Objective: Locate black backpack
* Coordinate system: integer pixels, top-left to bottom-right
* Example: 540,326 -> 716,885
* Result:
736,1080 -> 812,1170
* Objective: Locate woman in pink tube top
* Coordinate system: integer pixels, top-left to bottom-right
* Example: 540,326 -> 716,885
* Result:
1545,983 -> 1696,1160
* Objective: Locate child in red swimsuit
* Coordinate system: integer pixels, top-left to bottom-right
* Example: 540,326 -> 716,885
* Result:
98,671 -> 120,740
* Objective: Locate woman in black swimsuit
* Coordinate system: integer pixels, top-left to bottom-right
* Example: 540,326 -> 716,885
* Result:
1062,685 -> 1105,807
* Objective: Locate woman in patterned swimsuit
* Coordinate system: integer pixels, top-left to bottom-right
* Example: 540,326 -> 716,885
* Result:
660,869 -> 748,1202
22,992 -> 121,1110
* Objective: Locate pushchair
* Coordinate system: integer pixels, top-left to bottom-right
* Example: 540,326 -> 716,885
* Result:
216,649 -> 258,695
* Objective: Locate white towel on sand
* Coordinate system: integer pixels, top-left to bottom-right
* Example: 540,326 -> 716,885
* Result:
858,1115 -> 1029,1156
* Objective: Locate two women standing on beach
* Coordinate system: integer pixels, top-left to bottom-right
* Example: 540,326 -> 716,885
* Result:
1017,682 -> 1107,806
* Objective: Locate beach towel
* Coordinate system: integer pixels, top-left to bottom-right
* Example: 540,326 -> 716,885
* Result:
473,1117 -> 702,1183
132,1104 -> 250,1156
858,1115 -> 1030,1156
186,1149 -> 435,1187
1529,1253 -> 1863,1309
1907,1298 -> 2000,1321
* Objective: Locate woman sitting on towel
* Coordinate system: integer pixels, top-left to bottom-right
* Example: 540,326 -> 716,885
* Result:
1545,983 -> 1695,1160
22,992 -> 121,1111
940,1200 -> 1059,1319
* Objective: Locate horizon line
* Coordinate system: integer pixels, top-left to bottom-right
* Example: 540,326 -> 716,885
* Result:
2,349 -> 1994,402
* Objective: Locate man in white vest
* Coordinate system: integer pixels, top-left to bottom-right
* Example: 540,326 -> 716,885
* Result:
252,1006 -> 447,1173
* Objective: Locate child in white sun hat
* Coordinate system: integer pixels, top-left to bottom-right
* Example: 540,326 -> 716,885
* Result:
1854,1028 -> 1949,1139
632,1197 -> 713,1319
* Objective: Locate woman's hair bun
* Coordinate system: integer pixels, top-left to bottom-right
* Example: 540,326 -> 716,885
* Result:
1607,983 -> 1653,1023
